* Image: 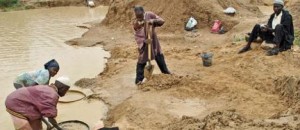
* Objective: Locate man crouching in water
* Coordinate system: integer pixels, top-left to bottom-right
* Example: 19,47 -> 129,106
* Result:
5,76 -> 71,130
133,5 -> 171,84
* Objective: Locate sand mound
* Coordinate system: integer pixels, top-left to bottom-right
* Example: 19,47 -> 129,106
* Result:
137,73 -> 230,99
217,0 -> 261,14
101,0 -> 265,33
274,76 -> 300,105
165,110 -> 296,130
290,0 -> 300,27
75,78 -> 97,88
138,74 -> 192,91
165,110 -> 247,130
110,45 -> 137,59
250,0 -> 273,5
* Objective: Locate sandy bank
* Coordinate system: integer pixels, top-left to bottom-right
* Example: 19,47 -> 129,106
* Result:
68,0 -> 300,129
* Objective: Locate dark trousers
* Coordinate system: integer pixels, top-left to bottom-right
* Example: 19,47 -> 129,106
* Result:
135,53 -> 170,84
248,24 -> 273,44
273,24 -> 291,50
248,24 -> 286,48
155,53 -> 171,74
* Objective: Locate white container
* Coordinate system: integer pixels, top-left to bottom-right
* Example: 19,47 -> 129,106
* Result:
88,0 -> 95,7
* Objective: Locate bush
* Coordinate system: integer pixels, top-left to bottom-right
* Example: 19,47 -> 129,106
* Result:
295,30 -> 300,46
0,0 -> 19,7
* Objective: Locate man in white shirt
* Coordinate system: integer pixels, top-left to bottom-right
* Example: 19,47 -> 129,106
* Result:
238,0 -> 294,56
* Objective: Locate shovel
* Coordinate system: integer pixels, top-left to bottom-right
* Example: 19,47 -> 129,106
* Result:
144,22 -> 154,79
42,117 -> 53,129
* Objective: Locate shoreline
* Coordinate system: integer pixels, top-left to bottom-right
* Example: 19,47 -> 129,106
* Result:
0,0 -> 110,12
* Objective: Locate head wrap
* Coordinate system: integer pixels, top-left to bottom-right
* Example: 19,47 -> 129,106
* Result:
44,59 -> 59,70
274,0 -> 284,6
56,76 -> 71,87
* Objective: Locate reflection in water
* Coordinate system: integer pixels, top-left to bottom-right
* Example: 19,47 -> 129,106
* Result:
0,6 -> 109,129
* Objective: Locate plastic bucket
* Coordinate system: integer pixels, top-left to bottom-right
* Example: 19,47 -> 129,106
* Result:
200,52 -> 213,67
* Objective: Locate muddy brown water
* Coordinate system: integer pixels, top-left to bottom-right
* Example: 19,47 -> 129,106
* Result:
0,6 -> 109,129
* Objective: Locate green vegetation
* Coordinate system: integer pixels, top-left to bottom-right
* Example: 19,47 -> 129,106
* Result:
294,30 -> 300,46
0,0 -> 19,7
232,34 -> 246,43
0,0 -> 35,12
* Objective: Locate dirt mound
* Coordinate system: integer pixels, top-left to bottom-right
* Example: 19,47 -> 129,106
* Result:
217,0 -> 261,14
165,110 -> 296,130
290,0 -> 300,28
250,0 -> 273,5
75,78 -> 97,88
138,73 -> 231,99
94,0 -> 111,6
165,110 -> 247,130
138,74 -> 193,91
274,76 -> 300,105
110,45 -> 137,59
101,0 -> 265,33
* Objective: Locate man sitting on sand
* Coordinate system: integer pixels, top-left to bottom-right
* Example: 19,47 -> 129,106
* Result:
238,0 -> 294,56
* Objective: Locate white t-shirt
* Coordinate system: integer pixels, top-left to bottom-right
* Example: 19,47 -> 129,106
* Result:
272,11 -> 283,29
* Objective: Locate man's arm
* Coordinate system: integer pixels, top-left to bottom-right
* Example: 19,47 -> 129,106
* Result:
280,12 -> 293,30
37,93 -> 61,129
147,12 -> 165,27
133,20 -> 144,31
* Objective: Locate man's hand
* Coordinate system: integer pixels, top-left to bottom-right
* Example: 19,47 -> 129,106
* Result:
147,19 -> 156,25
133,20 -> 144,30
261,24 -> 268,32
48,117 -> 63,130
42,117 -> 52,130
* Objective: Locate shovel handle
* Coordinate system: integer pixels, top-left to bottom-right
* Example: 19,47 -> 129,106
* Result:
146,22 -> 152,62
148,40 -> 151,61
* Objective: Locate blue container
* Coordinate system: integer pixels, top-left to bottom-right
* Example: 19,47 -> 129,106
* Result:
200,52 -> 213,67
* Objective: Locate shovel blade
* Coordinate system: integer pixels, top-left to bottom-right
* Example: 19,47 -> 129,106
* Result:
144,64 -> 154,79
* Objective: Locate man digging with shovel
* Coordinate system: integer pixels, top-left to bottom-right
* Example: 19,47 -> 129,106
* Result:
133,5 -> 171,85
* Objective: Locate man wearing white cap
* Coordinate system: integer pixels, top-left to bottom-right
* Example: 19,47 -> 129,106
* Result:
5,76 -> 71,130
238,0 -> 294,56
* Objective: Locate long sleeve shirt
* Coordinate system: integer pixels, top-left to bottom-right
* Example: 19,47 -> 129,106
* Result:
5,85 -> 59,121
